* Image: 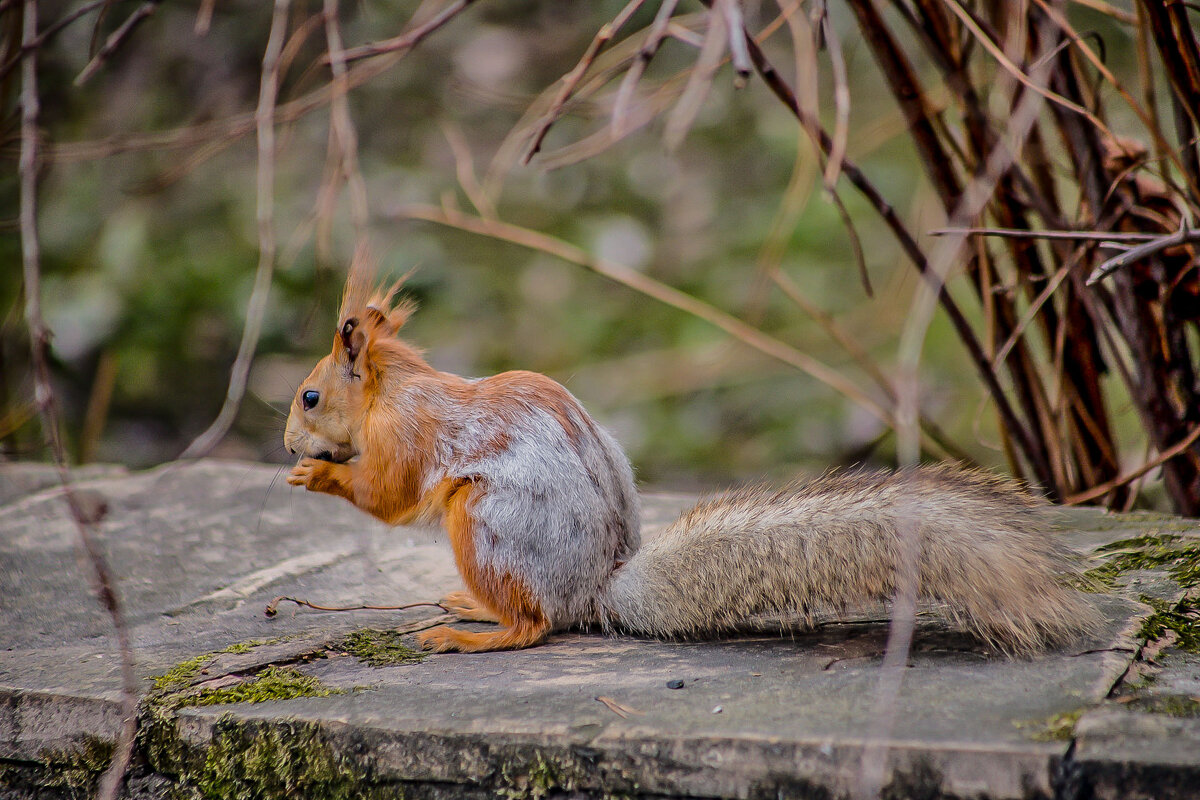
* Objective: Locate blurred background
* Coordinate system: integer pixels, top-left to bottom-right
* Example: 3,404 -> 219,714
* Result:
4,0 -> 1195,504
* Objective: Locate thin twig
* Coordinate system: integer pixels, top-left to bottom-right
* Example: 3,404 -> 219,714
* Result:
323,0 -> 371,244
265,596 -> 447,616
938,0 -> 1115,138
0,0 -> 117,82
743,32 -> 1055,489
19,3 -> 138,798
612,0 -> 681,137
74,0 -> 162,86
1067,422 -> 1200,505
195,0 -> 217,35
1086,222 -> 1200,285
397,203 -> 902,432
181,0 -> 291,459
715,0 -> 752,81
820,8 -> 851,191
932,226 -> 1163,242
337,0 -> 477,64
523,0 -> 646,163
663,4 -> 727,150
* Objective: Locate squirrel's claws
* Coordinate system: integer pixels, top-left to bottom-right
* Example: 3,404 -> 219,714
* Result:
287,458 -> 319,487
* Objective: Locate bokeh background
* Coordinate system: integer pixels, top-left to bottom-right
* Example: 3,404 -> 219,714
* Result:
0,0 -> 1169,494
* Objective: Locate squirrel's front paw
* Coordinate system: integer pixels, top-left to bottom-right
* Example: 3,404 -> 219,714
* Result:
286,458 -> 323,488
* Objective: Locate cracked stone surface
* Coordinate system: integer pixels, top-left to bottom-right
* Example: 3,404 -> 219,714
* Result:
1,459 -> 1198,799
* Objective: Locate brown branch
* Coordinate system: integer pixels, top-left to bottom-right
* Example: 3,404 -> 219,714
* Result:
181,0 -> 291,459
1067,422 -> 1200,505
1086,222 -> 1200,285
715,0 -> 752,80
19,3 -> 137,798
933,226 -> 1163,242
663,3 -> 727,149
0,0 -> 120,83
743,33 -> 1056,490
323,0 -> 371,243
612,0 -> 681,137
523,0 -> 646,163
74,0 -> 162,86
265,596 -> 447,616
397,203 -> 904,432
337,0 -> 477,64
195,0 -> 217,35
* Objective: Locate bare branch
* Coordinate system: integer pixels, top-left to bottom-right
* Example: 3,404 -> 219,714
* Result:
337,0 -> 477,64
397,203 -> 905,434
523,0 -> 646,163
19,3 -> 137,797
1068,422 -> 1200,505
715,0 -> 752,81
181,0 -> 291,459
74,0 -> 162,86
1086,222 -> 1200,285
612,0 -> 681,137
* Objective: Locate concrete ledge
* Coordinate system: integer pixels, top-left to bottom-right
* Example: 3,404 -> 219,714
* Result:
1,460 -> 1197,799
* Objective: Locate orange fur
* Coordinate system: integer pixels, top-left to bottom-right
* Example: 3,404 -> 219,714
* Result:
416,481 -> 550,653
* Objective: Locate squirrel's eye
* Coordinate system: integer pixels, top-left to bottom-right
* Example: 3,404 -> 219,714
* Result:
301,390 -> 320,410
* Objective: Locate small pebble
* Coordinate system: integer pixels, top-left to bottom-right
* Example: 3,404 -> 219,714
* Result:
712,705 -> 723,714
666,679 -> 685,690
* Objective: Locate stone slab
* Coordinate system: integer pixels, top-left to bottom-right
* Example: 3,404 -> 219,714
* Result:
0,460 -> 1196,798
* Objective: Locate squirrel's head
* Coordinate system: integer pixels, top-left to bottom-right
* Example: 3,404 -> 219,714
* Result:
284,264 -> 423,462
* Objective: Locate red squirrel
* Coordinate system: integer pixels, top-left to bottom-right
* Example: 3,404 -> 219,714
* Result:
285,273 -> 1096,653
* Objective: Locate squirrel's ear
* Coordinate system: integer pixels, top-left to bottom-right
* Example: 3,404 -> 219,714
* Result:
339,317 -> 366,365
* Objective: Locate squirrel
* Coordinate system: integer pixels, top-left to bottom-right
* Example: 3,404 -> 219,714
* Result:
284,275 -> 1097,654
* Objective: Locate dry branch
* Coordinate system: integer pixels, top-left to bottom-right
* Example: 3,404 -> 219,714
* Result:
18,2 -> 138,797
181,0 -> 291,459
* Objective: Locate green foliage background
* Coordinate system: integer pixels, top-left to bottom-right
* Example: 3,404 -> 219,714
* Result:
5,0 -> 1133,486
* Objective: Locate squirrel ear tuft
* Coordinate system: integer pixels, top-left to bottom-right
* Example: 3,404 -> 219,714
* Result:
339,317 -> 366,365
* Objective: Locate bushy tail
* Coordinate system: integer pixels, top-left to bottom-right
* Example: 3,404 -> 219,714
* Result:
599,465 -> 1097,652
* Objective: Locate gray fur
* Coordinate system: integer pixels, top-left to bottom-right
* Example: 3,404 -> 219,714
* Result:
598,466 -> 1097,652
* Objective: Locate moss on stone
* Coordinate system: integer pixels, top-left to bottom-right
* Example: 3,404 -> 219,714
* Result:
194,719 -> 360,800
153,653 -> 218,693
1083,533 -> 1200,591
25,736 -> 116,796
218,637 -> 281,655
498,752 -> 576,800
1131,694 -> 1200,717
176,667 -> 344,708
1137,595 -> 1200,653
337,629 -> 427,667
149,637 -> 282,693
1016,708 -> 1085,742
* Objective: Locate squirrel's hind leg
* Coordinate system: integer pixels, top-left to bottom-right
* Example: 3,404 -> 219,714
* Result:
441,590 -> 501,623
416,618 -> 550,652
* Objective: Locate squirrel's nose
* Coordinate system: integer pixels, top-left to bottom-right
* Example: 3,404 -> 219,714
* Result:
287,446 -> 296,455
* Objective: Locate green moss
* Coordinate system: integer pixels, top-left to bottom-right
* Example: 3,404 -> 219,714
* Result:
176,667 -> 344,708
1131,695 -> 1200,717
196,719 -> 362,800
219,638 -> 281,655
1083,534 -> 1200,591
29,737 -> 115,796
338,629 -> 427,668
1015,708 -> 1085,742
498,753 -> 576,800
1137,595 -> 1200,653
153,653 -> 217,693
150,638 -> 281,692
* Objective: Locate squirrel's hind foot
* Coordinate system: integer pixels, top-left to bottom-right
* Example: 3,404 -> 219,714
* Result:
441,590 -> 502,623
416,620 -> 550,653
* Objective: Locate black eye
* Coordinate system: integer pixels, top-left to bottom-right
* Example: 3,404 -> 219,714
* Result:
301,390 -> 320,410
